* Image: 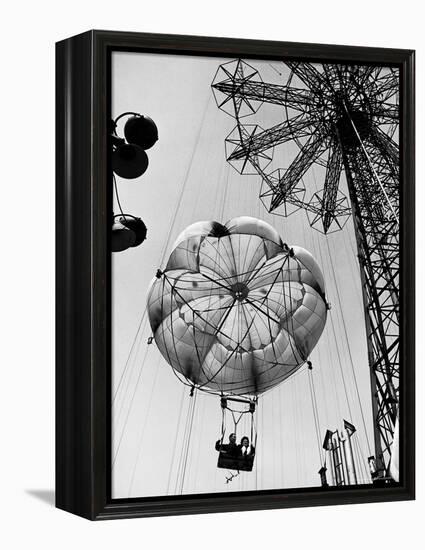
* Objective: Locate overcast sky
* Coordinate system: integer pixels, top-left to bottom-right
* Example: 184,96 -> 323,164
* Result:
111,51 -> 377,499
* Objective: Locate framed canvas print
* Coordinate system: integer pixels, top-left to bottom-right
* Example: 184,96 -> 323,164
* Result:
56,30 -> 415,520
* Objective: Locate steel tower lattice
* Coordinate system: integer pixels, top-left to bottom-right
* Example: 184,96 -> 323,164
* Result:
211,59 -> 400,478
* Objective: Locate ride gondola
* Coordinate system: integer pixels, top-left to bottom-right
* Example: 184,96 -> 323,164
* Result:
147,216 -> 328,474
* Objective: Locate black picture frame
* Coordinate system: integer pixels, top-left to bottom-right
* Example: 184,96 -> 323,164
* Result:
56,30 -> 415,520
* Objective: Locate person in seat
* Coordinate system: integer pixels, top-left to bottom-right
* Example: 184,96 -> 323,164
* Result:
215,433 -> 239,457
239,436 -> 255,458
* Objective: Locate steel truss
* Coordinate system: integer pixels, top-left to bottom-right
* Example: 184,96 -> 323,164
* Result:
212,59 -> 400,476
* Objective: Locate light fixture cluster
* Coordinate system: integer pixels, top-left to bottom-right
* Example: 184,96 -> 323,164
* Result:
111,113 -> 159,252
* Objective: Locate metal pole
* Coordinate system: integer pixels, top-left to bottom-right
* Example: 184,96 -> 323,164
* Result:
331,432 -> 344,486
340,428 -> 358,485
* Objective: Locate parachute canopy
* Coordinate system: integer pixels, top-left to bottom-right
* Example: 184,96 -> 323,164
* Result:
147,216 -> 327,396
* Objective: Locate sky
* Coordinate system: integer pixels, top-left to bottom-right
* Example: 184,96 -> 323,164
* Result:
111,51 -> 379,499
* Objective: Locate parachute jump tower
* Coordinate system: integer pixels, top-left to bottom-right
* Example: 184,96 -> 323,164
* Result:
211,60 -> 399,480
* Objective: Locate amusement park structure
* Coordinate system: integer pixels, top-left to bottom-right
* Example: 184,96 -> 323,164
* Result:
211,59 -> 400,481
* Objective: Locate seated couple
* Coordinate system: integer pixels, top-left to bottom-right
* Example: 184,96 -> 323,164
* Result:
215,433 -> 255,458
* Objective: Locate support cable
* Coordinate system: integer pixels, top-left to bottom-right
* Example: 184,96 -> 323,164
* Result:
127,356 -> 162,493
308,365 -> 325,466
325,237 -> 373,456
342,101 -> 399,226
178,389 -> 198,494
114,92 -> 212,483
166,386 -> 186,495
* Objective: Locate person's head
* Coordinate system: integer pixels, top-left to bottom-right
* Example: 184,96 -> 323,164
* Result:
241,436 -> 249,447
229,433 -> 237,444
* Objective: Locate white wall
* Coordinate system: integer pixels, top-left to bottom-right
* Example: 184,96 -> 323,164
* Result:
1,1 -> 422,548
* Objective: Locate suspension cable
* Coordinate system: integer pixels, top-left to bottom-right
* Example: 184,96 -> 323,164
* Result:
166,386 -> 186,495
178,389 -> 198,494
325,237 -> 373,456
308,365 -> 324,466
